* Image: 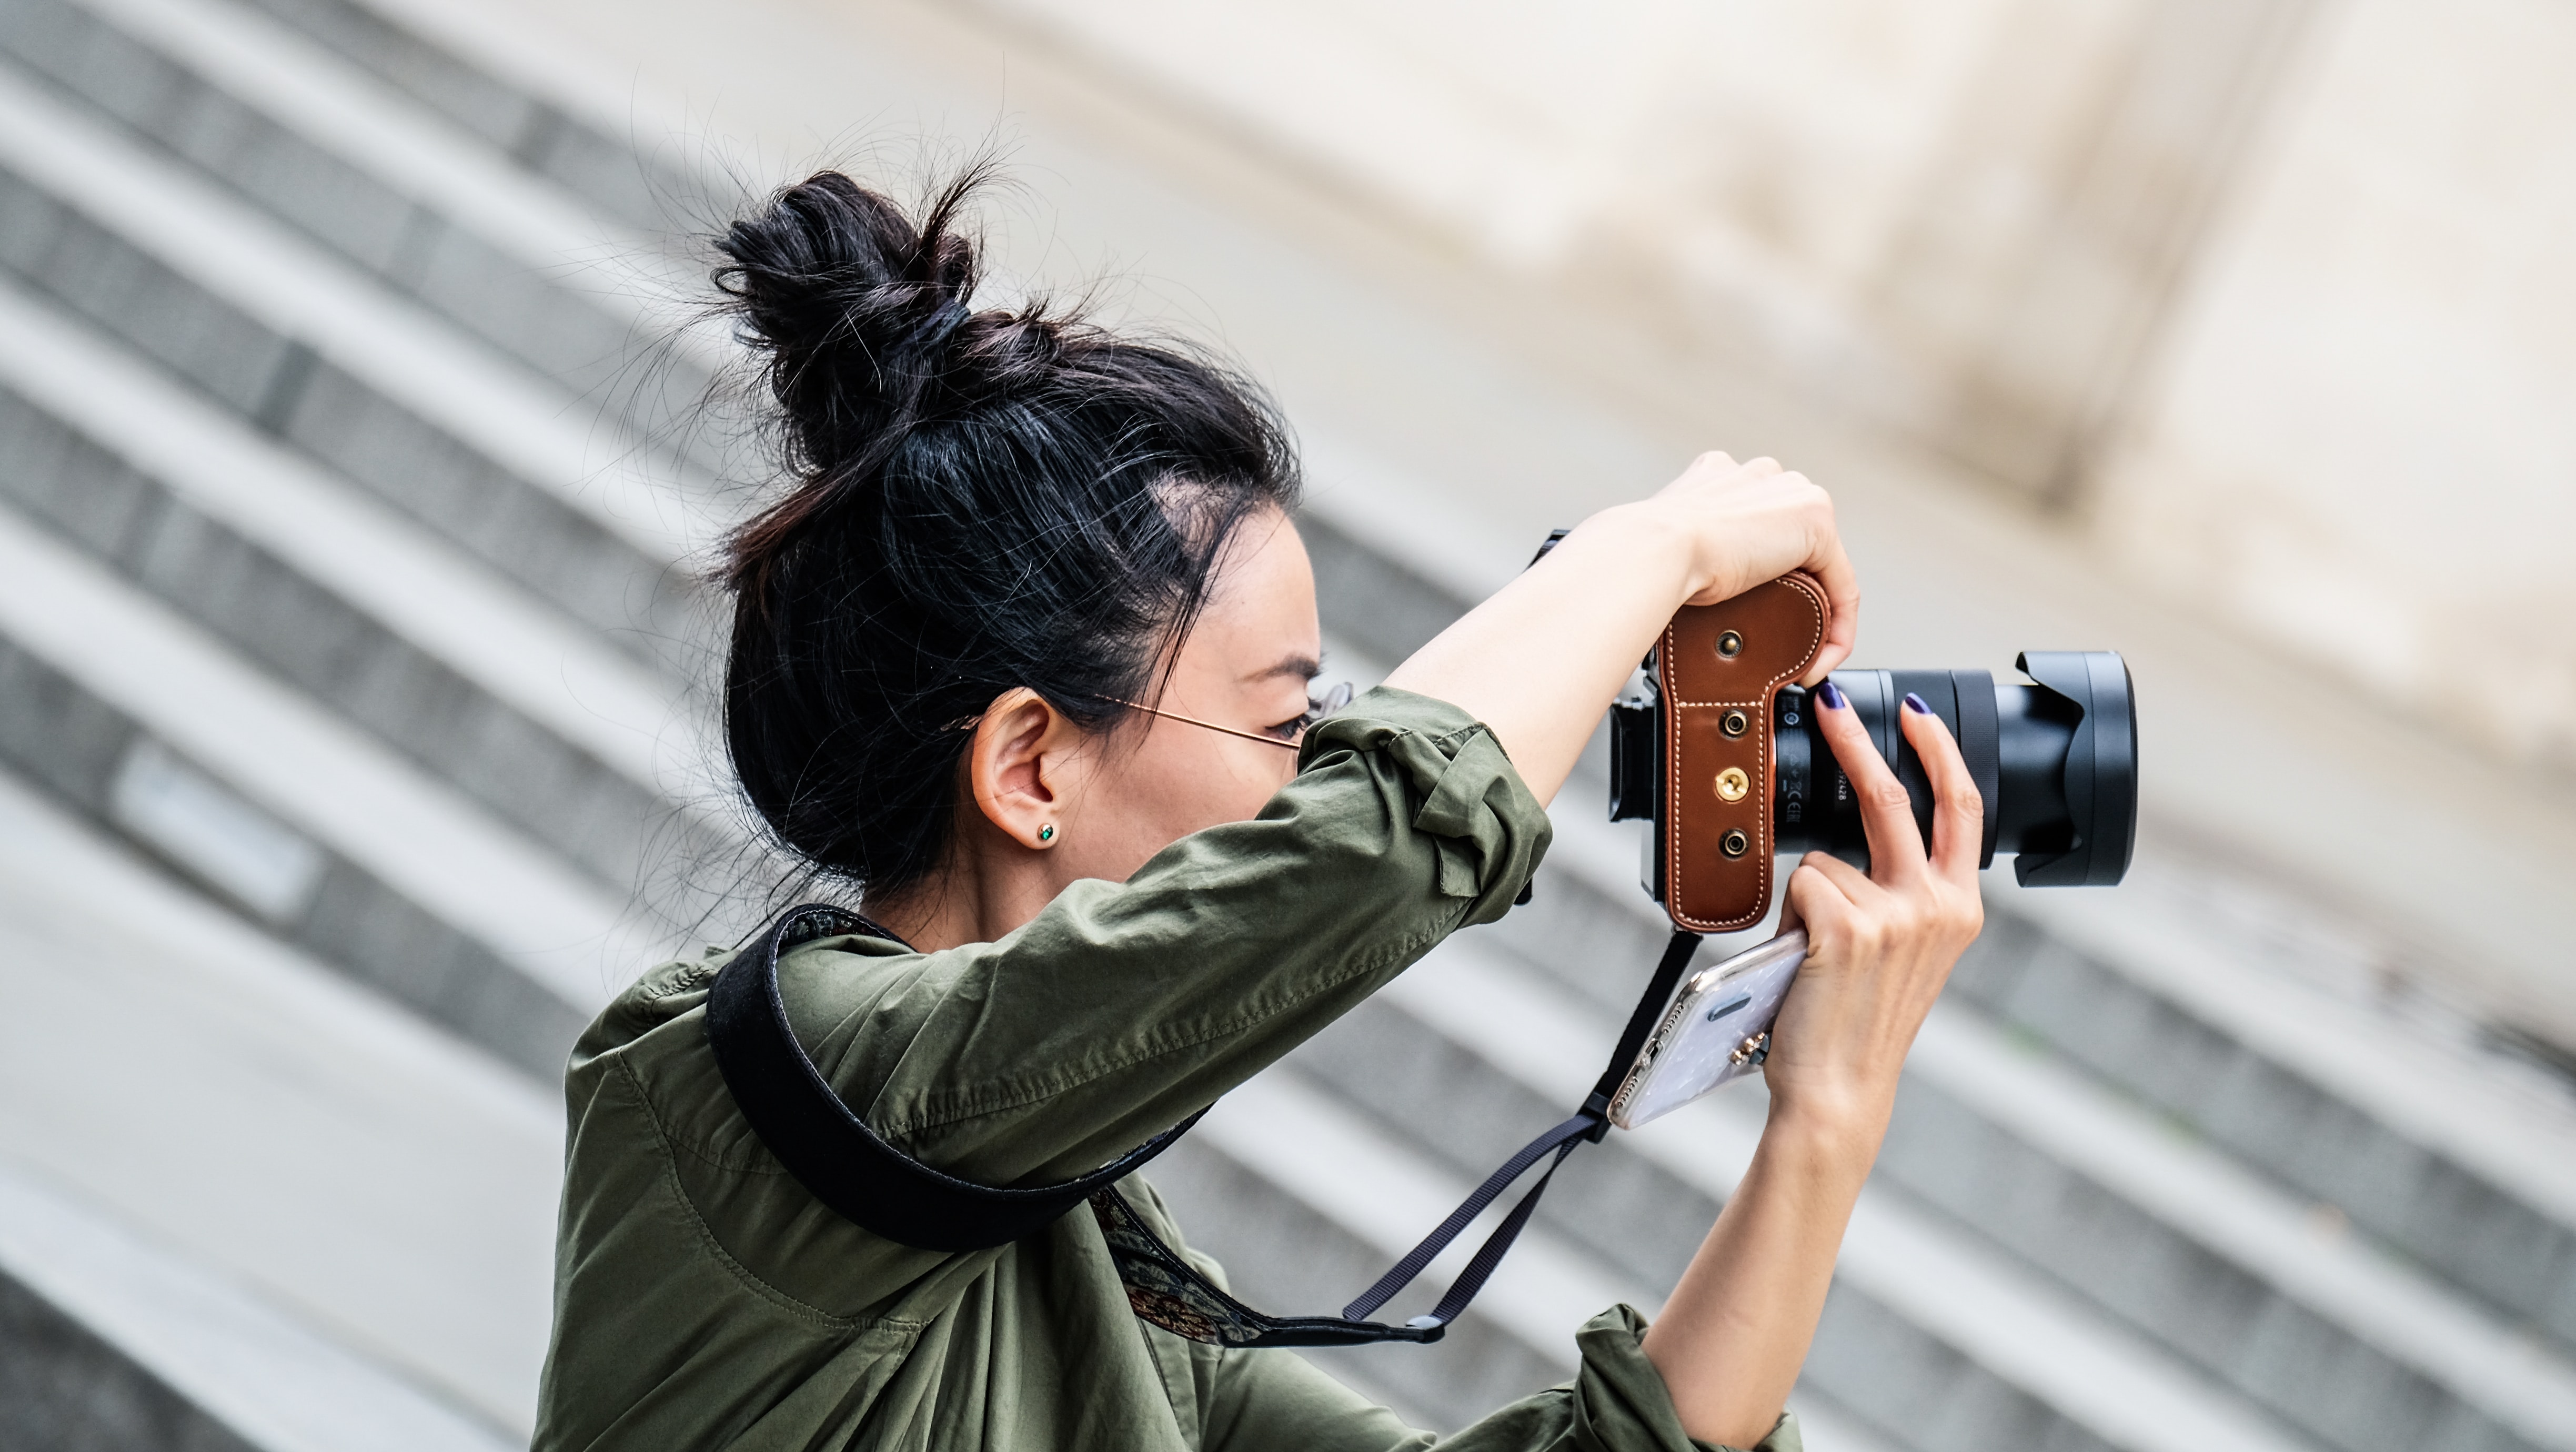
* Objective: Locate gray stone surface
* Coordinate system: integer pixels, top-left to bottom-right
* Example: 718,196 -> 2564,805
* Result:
0,633 -> 583,1077
0,779 -> 556,1438
223,0 -> 690,231
0,166 -> 297,417
1950,915 -> 2576,1362
0,0 -> 722,460
0,1269 -> 260,1452
0,145 -> 706,670
0,386 -> 679,890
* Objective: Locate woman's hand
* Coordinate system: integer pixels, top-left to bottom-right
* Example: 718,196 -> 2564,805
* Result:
1639,685 -> 1983,1448
1383,450 -> 1856,804
1649,452 -> 1859,685
1765,684 -> 1988,1131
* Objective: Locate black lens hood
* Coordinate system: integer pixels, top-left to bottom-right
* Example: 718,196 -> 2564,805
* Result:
2010,651 -> 2138,886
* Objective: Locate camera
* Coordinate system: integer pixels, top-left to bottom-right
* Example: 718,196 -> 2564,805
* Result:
1598,574 -> 2136,931
1611,652 -> 2136,875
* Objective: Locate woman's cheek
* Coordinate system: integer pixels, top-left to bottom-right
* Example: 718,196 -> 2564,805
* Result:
1244,748 -> 1297,819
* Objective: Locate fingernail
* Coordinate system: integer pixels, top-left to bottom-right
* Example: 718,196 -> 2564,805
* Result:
1815,680 -> 1847,711
1903,691 -> 1931,715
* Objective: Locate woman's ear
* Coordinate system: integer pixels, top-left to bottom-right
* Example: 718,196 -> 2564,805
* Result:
967,688 -> 1084,850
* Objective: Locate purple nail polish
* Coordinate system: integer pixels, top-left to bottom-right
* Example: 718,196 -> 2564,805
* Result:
1816,680 -> 1847,711
1903,691 -> 1931,715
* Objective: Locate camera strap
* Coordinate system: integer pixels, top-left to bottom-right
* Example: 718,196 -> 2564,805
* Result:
706,902 -> 1703,1348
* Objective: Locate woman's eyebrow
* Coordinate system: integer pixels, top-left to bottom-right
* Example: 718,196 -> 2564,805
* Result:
1247,653 -> 1323,683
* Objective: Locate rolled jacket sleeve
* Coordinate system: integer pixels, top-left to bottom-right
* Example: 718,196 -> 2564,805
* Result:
1199,1305 -> 1799,1452
1321,706 -> 1541,915
1433,1307 -> 1800,1452
782,686 -> 1552,1187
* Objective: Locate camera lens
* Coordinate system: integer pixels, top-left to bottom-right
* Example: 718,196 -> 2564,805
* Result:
1773,653 -> 2136,886
1604,651 -> 2136,890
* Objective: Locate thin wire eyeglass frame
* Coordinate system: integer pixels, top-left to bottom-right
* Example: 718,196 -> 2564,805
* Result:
1099,680 -> 1355,751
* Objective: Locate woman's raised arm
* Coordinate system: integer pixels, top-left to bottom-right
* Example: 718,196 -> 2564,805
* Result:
1382,451 -> 1858,807
1640,682 -> 1985,1446
1394,450 -> 1993,1450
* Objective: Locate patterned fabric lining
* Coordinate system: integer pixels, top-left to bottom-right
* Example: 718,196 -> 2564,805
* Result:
1085,1189 -> 1443,1349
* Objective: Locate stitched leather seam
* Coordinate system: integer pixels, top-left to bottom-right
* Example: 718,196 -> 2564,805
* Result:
1665,617 -> 1687,930
1664,576 -> 1826,934
1667,698 -> 1778,709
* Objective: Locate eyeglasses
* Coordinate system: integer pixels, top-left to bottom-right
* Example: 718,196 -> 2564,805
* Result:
1099,680 -> 1354,751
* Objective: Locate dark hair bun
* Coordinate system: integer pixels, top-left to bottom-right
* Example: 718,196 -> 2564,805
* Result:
715,171 -> 982,558
711,167 -> 1300,895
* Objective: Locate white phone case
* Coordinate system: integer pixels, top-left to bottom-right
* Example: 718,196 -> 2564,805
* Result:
1607,930 -> 1809,1130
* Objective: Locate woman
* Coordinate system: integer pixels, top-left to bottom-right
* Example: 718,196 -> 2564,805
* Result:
534,170 -> 1984,1452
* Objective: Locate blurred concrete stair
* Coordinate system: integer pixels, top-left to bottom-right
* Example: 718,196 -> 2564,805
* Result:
0,0 -> 719,664
0,761 -> 555,1445
0,0 -> 773,1053
0,0 -> 2572,1447
1,1157 -> 511,1452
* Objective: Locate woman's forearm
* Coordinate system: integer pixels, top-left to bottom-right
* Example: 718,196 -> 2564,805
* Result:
1637,684 -> 1989,1447
1381,453 -> 1855,806
1383,503 -> 1686,805
1639,1103 -> 1887,1447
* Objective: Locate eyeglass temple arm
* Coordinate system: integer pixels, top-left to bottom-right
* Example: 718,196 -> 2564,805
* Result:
1099,698 -> 1303,751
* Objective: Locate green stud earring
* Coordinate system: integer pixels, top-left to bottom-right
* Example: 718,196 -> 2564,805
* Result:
1037,824 -> 1055,844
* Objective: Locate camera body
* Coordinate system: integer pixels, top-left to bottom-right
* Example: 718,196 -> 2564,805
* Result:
1602,576 -> 2137,932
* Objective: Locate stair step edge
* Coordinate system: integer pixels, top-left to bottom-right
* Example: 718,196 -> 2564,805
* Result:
0,498 -> 650,1008
0,279 -> 710,802
1384,934 -> 2575,1448
56,0 -> 720,366
0,59 -> 713,566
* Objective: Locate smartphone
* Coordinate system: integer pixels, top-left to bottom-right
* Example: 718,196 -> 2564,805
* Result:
1607,930 -> 1808,1130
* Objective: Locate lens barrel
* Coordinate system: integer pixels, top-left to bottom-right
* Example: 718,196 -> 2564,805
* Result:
1774,653 -> 2135,885
1608,651 -> 2137,888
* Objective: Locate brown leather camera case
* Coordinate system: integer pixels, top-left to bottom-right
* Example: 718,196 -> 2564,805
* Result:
1658,572 -> 1829,933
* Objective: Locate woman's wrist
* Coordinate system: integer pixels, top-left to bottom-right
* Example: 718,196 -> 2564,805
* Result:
1569,499 -> 1707,608
1759,1086 -> 1895,1180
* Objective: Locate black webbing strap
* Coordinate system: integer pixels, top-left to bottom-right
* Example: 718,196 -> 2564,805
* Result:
1332,926 -> 1704,1330
705,903 -> 1204,1253
1593,926 -> 1711,1118
706,901 -> 1702,1345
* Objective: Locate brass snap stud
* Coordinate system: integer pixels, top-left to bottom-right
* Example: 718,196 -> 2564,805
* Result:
1714,766 -> 1749,802
1716,630 -> 1744,659
1719,708 -> 1749,738
1719,828 -> 1750,858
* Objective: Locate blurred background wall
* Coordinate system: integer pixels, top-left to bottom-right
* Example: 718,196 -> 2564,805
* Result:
1,0 -> 2572,1448
984,0 -> 2576,775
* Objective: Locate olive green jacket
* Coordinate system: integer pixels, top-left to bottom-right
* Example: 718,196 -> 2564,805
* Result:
534,689 -> 1794,1452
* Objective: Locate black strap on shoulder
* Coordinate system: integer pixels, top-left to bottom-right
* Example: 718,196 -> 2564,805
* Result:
705,900 -> 1700,1346
704,902 -> 1204,1254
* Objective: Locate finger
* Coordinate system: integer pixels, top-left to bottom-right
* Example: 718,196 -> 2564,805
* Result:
1791,850 -> 1883,919
1656,452 -> 1735,501
1782,858 -> 1849,941
1812,679 -> 1929,886
1802,532 -> 1860,685
1772,849 -> 1855,932
1740,455 -> 1785,479
1897,693 -> 1986,886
